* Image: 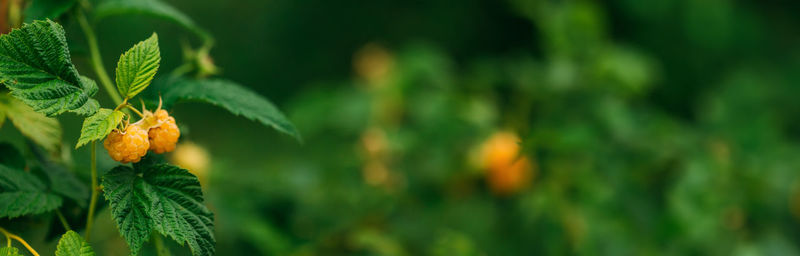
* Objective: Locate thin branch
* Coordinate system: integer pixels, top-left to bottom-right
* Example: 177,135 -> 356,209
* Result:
0,227 -> 40,256
85,142 -> 99,240
55,209 -> 71,231
75,7 -> 123,105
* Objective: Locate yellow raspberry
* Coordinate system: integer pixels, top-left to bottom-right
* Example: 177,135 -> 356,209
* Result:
103,125 -> 149,163
148,110 -> 180,153
154,109 -> 170,122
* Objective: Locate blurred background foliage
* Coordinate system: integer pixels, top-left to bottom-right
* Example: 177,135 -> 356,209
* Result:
6,0 -> 800,255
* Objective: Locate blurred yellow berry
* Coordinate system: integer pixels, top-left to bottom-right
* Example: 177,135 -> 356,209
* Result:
479,131 -> 534,195
354,43 -> 394,85
481,132 -> 521,171
363,160 -> 390,187
488,157 -> 533,195
171,142 -> 210,185
361,127 -> 388,158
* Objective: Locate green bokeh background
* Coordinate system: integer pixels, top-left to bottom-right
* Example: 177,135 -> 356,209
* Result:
6,0 -> 800,255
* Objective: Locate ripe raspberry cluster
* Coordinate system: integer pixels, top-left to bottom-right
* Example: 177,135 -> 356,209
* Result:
104,107 -> 181,163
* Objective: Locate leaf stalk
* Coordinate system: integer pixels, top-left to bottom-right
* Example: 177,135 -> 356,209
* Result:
0,227 -> 40,256
125,104 -> 145,118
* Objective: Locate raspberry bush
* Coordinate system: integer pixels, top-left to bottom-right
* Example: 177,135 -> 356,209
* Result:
0,1 -> 299,255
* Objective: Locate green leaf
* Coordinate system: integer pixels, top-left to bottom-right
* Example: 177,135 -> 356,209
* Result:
56,230 -> 95,256
0,20 -> 98,116
69,77 -> 100,116
159,78 -> 301,141
76,108 -> 125,148
0,95 -> 62,152
147,164 -> 214,256
103,164 -> 215,256
101,166 -> 151,255
0,164 -> 63,218
40,165 -> 89,206
94,0 -> 210,39
116,33 -> 160,98
0,247 -> 23,256
29,144 -> 90,206
24,0 -> 77,23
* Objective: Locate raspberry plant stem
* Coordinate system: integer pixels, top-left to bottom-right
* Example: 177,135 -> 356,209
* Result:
85,142 -> 99,240
169,63 -> 193,79
56,209 -> 71,231
75,7 -> 123,105
0,227 -> 40,256
76,3 -> 125,241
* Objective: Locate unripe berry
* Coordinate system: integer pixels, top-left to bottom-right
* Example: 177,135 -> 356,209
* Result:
148,109 -> 180,153
104,125 -> 149,163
